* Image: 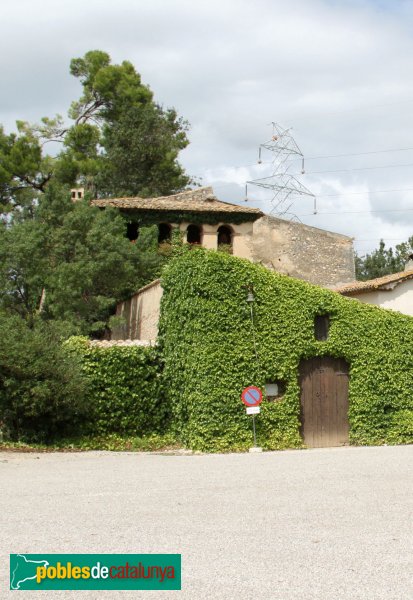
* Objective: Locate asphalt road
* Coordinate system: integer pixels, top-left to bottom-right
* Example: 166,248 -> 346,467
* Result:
1,445 -> 412,599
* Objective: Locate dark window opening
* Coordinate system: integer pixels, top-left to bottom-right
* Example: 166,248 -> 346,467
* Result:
126,222 -> 139,242
187,224 -> 202,244
315,314 -> 330,341
71,191 -> 76,199
158,223 -> 172,244
77,191 -> 82,199
217,225 -> 233,253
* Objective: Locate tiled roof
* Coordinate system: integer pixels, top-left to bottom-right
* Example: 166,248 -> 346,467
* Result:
335,269 -> 413,294
91,186 -> 263,215
89,339 -> 153,347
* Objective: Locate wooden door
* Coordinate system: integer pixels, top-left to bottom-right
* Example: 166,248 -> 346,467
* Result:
299,357 -> 349,448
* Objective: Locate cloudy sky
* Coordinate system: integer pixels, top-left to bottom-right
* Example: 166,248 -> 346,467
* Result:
3,0 -> 413,254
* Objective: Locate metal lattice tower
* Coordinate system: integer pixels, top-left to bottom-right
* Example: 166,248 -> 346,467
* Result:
246,123 -> 316,219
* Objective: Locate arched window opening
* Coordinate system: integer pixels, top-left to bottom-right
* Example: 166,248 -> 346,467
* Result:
186,224 -> 202,245
126,222 -> 139,242
217,225 -> 233,253
158,223 -> 172,244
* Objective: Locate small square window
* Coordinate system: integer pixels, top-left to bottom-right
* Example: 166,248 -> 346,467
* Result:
264,381 -> 286,401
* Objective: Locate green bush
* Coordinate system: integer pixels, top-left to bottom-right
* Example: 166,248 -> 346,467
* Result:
67,338 -> 168,435
159,248 -> 413,451
0,315 -> 87,443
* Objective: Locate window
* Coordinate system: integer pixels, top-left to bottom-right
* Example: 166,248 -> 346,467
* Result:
265,381 -> 286,402
315,314 -> 330,341
186,224 -> 202,244
158,223 -> 172,244
71,188 -> 84,200
126,222 -> 139,242
217,225 -> 233,253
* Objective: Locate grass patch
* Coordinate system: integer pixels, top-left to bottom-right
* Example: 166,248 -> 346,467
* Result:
0,433 -> 183,453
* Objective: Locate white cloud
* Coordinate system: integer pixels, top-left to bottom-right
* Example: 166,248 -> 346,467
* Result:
2,0 -> 413,254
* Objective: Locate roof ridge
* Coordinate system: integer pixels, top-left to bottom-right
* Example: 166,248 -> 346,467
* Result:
94,186 -> 214,203
335,268 -> 413,294
90,187 -> 263,215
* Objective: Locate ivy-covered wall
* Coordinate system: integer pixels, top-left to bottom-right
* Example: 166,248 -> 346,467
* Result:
159,248 -> 413,451
67,338 -> 168,435
120,209 -> 259,226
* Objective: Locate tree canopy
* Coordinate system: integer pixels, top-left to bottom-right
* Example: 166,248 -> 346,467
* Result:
0,183 -> 166,335
0,50 -> 192,213
0,49 -> 191,334
356,237 -> 413,280
0,51 -> 191,442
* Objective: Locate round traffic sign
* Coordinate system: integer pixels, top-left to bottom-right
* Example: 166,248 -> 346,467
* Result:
241,386 -> 263,407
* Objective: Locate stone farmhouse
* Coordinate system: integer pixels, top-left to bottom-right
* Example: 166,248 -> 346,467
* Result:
91,186 -> 356,342
92,186 -> 355,287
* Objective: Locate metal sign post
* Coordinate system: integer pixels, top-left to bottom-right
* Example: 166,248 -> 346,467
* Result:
241,387 -> 263,453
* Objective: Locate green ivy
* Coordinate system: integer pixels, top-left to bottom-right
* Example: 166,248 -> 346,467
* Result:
158,248 -> 413,451
120,209 -> 259,226
66,337 -> 169,435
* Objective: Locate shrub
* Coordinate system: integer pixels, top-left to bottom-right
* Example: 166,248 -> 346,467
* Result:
67,338 -> 168,435
0,315 -> 87,442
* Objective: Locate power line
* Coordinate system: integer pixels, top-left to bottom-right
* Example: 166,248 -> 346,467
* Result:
317,186 -> 413,198
299,162 -> 413,176
198,145 -> 413,183
197,147 -> 413,183
283,98 -> 413,123
205,161 -> 413,189
301,146 -> 413,161
297,207 -> 413,217
212,183 -> 413,199
200,149 -> 413,181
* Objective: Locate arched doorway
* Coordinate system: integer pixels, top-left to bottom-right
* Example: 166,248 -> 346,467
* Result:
186,224 -> 202,244
299,357 -> 349,447
217,225 -> 233,253
158,223 -> 172,244
126,222 -> 139,242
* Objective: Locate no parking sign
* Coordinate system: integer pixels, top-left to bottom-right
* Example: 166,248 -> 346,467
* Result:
241,386 -> 262,449
241,386 -> 263,409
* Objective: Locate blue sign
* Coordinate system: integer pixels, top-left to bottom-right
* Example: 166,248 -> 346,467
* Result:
241,386 -> 263,406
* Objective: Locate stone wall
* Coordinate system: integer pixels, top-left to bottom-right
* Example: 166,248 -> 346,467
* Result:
174,216 -> 354,287
111,280 -> 162,341
251,216 -> 355,287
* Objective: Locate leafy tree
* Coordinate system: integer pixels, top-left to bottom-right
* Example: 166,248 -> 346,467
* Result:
0,183 -> 165,335
0,50 -> 190,332
0,50 -> 192,210
97,103 -> 191,197
0,313 -> 87,442
0,51 -> 192,442
69,50 -> 153,124
356,237 -> 413,280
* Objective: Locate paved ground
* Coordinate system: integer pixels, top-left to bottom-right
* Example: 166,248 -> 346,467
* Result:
1,445 -> 412,599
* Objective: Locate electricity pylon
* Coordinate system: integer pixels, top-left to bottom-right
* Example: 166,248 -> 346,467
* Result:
246,123 -> 316,219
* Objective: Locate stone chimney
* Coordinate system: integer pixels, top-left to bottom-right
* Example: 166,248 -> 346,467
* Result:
71,188 -> 84,202
404,253 -> 413,271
